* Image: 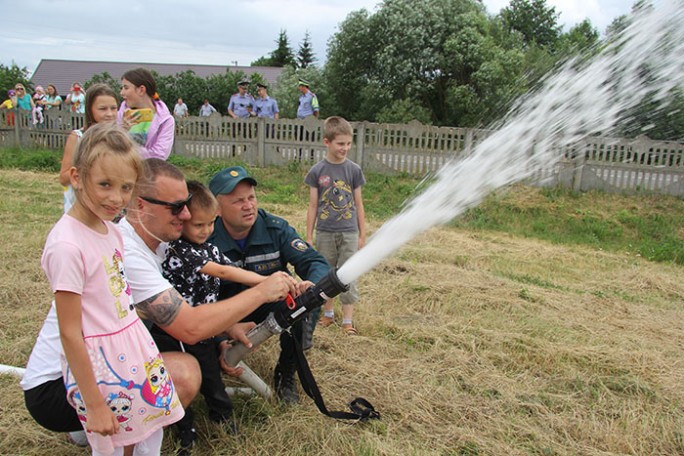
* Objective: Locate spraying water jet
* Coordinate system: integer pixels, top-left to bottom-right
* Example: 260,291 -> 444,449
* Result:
224,0 -> 684,367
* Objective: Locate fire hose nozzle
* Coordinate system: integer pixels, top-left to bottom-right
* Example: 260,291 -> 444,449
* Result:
222,269 -> 349,367
222,314 -> 283,367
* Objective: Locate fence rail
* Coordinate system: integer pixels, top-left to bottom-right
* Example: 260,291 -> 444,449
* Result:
2,110 -> 683,197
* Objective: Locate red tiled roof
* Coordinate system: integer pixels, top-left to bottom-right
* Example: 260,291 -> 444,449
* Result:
31,59 -> 284,96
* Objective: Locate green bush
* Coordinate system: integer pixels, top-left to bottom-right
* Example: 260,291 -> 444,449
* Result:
18,150 -> 61,172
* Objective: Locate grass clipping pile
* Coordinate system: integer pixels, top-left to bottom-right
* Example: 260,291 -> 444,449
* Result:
1,169 -> 684,455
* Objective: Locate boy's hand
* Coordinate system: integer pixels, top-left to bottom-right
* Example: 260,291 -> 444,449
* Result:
218,339 -> 246,377
255,271 -> 297,302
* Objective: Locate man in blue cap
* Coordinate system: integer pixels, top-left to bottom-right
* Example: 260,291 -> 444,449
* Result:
227,80 -> 255,156
227,80 -> 255,119
253,83 -> 279,119
208,166 -> 331,403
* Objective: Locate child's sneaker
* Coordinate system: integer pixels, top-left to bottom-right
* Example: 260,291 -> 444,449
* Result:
318,315 -> 334,327
67,430 -> 88,447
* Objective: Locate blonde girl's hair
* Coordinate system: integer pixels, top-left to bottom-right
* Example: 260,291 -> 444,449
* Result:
73,123 -> 144,201
323,116 -> 353,141
84,83 -> 119,131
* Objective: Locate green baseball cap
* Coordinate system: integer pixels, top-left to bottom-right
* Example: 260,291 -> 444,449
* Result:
209,166 -> 257,196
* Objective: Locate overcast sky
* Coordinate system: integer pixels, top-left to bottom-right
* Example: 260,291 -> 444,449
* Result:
0,0 -> 633,74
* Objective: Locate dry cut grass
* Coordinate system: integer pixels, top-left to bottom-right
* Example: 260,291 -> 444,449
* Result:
1,169 -> 683,455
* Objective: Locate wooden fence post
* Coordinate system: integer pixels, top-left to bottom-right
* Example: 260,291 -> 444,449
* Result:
572,142 -> 586,192
356,122 -> 366,168
13,109 -> 20,147
256,117 -> 266,167
464,129 -> 473,155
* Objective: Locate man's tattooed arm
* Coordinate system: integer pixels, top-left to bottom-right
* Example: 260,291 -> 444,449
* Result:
135,288 -> 184,327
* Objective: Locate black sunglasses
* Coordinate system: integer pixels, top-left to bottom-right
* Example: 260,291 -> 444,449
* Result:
140,193 -> 192,215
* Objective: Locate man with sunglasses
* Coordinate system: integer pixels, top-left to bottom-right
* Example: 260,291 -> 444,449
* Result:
22,158 -> 297,454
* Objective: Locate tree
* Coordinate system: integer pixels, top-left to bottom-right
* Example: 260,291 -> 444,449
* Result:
158,70 -> 207,114
250,56 -> 273,66
376,98 -> 432,124
618,88 -> 684,141
500,0 -> 561,49
84,69 -> 262,116
605,14 -> 629,39
0,62 -> 32,98
324,0 -> 527,126
296,31 -> 317,69
557,19 -> 599,55
606,1 -> 651,40
323,9 -> 375,119
251,30 -> 296,68
84,72 -> 121,93
270,30 -> 296,67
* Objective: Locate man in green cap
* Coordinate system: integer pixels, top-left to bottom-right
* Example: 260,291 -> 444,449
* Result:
296,79 -> 320,160
296,79 -> 319,119
208,166 -> 331,403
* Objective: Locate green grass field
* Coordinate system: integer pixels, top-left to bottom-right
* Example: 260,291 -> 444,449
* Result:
1,149 -> 683,455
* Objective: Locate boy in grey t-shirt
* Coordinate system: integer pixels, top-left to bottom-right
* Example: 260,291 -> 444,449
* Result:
304,116 -> 366,346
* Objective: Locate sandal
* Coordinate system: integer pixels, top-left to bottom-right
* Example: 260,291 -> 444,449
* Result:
318,316 -> 335,327
342,324 -> 358,336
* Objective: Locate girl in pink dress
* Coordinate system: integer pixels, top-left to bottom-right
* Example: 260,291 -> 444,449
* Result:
41,123 -> 184,455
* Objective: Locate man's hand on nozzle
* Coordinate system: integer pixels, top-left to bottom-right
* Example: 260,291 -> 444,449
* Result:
226,321 -> 257,347
256,271 -> 297,302
295,280 -> 315,297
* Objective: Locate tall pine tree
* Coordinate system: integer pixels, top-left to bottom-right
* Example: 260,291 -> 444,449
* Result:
270,29 -> 296,67
251,29 -> 295,67
296,31 -> 316,69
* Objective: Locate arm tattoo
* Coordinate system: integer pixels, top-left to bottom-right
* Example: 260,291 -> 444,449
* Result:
135,288 -> 184,327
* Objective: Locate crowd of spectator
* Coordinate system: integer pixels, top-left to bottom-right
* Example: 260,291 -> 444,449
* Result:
2,77 -> 320,129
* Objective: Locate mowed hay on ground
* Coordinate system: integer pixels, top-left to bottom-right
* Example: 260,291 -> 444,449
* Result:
1,169 -> 683,455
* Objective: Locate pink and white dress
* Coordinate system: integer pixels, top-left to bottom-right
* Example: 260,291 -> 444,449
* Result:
41,215 -> 184,454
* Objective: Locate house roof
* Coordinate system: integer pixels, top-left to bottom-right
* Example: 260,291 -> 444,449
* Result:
30,59 -> 284,96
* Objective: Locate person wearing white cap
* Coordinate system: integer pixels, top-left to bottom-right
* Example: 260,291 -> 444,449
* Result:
227,80 -> 255,119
